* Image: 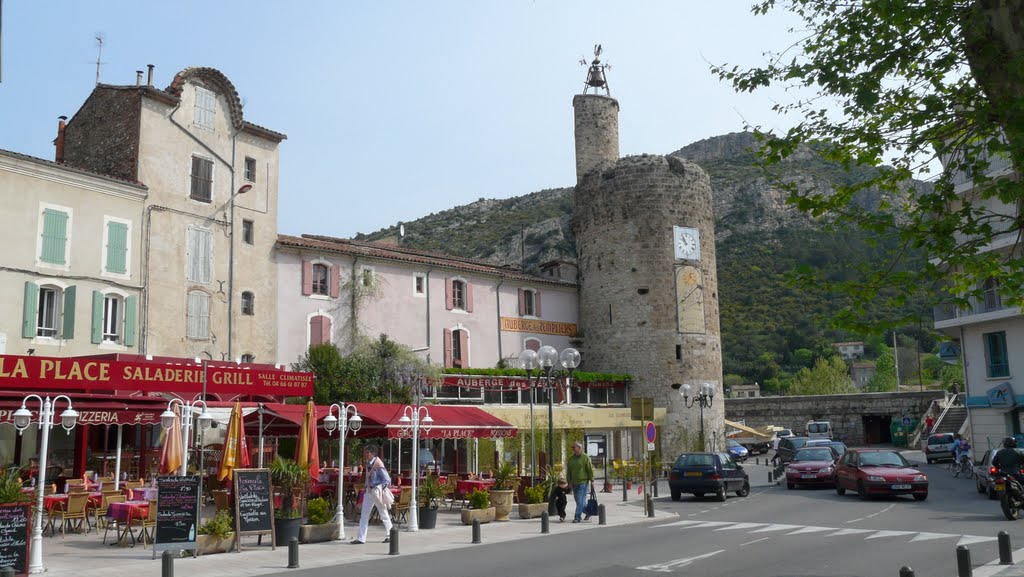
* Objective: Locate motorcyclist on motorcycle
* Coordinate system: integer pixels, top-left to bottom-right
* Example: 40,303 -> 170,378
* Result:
993,437 -> 1024,520
993,436 -> 1024,474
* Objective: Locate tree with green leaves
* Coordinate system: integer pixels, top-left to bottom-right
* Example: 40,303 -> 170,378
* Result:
789,355 -> 856,395
716,1 -> 1024,331
865,349 -> 898,392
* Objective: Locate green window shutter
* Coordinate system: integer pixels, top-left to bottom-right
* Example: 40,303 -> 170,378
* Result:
124,296 -> 138,347
22,281 -> 38,338
106,222 -> 128,274
62,286 -> 76,340
41,209 -> 68,264
91,290 -> 103,344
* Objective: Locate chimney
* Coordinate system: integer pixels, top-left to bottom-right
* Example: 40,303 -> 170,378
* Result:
136,70 -> 143,86
147,64 -> 154,86
55,116 -> 67,164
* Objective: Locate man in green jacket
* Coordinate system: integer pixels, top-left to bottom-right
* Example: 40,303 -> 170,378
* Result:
565,440 -> 594,522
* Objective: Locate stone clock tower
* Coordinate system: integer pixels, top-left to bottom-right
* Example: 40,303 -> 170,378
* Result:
571,48 -> 724,456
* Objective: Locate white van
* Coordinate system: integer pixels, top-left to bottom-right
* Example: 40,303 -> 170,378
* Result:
805,421 -> 832,439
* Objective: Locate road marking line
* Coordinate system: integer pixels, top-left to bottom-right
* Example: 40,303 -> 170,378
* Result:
866,530 -> 916,539
750,524 -> 802,533
845,517 -> 867,524
827,528 -> 874,536
715,523 -> 766,531
689,521 -> 735,528
865,504 -> 895,519
910,532 -> 958,542
652,520 -> 703,528
637,549 -> 725,573
787,526 -> 836,535
957,535 -> 998,546
740,537 -> 771,546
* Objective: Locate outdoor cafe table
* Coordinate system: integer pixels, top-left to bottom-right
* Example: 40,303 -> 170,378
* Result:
106,501 -> 149,546
128,486 -> 158,501
43,492 -> 102,512
456,479 -> 494,497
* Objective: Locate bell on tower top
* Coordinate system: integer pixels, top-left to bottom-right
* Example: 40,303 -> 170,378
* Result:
580,44 -> 611,96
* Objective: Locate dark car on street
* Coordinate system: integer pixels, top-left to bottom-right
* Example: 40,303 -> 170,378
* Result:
776,436 -> 811,464
785,446 -> 839,489
835,448 -> 928,501
976,448 -> 1024,499
669,452 -> 750,502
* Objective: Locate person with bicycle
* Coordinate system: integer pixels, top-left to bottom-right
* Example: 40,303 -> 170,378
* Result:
951,434 -> 972,474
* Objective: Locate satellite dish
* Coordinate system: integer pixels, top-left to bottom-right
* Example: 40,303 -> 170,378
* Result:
399,224 -> 405,237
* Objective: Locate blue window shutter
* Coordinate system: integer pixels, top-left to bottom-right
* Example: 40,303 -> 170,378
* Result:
91,290 -> 103,344
124,296 -> 138,347
22,281 -> 38,338
106,222 -> 128,273
41,209 -> 68,264
62,286 -> 76,339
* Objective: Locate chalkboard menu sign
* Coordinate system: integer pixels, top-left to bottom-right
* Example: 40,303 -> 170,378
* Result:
0,503 -> 29,576
233,469 -> 275,551
155,475 -> 200,553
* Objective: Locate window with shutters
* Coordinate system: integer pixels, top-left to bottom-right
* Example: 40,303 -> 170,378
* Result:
194,86 -> 216,130
38,204 -> 71,267
519,288 -> 540,317
309,314 -> 332,346
240,353 -> 255,363
241,291 -> 255,315
103,217 -> 131,276
102,295 -> 121,342
451,329 -> 465,368
311,264 -> 329,296
186,226 -> 213,284
452,280 -> 466,310
244,157 -> 256,182
186,291 -> 210,340
37,286 -> 61,337
190,156 -> 214,203
984,331 -> 1010,378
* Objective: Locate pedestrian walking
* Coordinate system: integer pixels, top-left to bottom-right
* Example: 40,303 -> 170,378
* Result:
352,444 -> 394,545
924,415 -> 934,433
566,440 -> 594,523
552,478 -> 569,522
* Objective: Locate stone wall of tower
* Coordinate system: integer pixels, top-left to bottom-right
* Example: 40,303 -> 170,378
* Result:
573,95 -> 620,182
572,153 -> 724,457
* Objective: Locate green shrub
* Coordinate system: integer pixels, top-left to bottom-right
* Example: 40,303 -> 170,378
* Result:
0,468 -> 30,505
197,510 -> 233,538
305,497 -> 332,525
467,489 -> 490,510
523,484 -> 546,505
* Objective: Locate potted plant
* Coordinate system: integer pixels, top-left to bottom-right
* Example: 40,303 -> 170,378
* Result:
488,461 -> 517,521
196,510 -> 236,555
518,483 -> 548,519
416,474 -> 443,530
270,456 -> 311,544
460,488 -> 495,525
299,497 -> 339,543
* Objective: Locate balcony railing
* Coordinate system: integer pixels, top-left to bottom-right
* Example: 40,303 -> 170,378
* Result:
934,293 -> 1016,323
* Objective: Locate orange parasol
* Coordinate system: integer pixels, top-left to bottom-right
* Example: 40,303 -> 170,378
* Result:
295,401 -> 320,480
218,402 -> 250,481
159,404 -> 182,475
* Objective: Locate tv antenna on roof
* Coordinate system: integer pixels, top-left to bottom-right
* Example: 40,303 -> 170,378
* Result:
94,33 -> 107,86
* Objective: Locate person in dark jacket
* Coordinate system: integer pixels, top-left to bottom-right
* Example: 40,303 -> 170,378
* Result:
551,478 -> 569,522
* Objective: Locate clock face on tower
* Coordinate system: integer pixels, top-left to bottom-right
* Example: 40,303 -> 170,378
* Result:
673,226 -> 700,261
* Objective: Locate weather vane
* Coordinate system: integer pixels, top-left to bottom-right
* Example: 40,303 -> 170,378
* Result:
579,44 -> 611,95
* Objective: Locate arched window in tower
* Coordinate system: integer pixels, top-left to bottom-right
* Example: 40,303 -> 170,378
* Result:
675,266 -> 706,334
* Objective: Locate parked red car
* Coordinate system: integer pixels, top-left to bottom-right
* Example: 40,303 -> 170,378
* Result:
785,446 -> 839,489
834,449 -> 928,501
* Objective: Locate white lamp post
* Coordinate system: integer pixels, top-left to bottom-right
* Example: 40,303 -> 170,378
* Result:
161,397 -> 212,533
323,403 -> 361,539
522,347 -> 580,480
398,405 -> 432,531
517,349 -> 539,479
14,394 -> 78,574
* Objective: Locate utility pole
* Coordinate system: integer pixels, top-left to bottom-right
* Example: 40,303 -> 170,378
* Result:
893,331 -> 900,391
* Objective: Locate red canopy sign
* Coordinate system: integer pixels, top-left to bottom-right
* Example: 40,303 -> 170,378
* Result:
351,403 -> 517,439
0,354 -> 313,397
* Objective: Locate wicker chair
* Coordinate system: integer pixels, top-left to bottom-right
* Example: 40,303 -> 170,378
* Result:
130,500 -> 158,548
101,495 -> 126,544
391,487 -> 412,525
443,476 -> 459,510
60,492 -> 90,536
95,490 -> 123,530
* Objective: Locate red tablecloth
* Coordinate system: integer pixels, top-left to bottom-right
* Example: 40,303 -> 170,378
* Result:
106,501 -> 149,523
43,492 -> 102,513
456,479 -> 494,496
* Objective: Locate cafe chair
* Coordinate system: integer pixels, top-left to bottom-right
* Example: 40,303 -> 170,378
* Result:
96,491 -> 123,530
212,490 -> 231,512
443,475 -> 459,510
391,487 -> 412,525
101,495 -> 126,544
130,499 -> 157,548
61,492 -> 91,536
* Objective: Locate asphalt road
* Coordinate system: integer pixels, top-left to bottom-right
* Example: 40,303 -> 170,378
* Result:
264,450 -> 1024,577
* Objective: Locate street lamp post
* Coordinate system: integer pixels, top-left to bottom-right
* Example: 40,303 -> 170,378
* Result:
227,182 -> 252,360
161,397 -> 212,534
522,347 -> 580,482
398,404 -> 432,531
518,350 -> 539,479
323,403 -> 362,539
14,395 -> 79,574
676,382 -> 715,451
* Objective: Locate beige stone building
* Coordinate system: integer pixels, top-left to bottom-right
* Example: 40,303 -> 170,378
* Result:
59,67 -> 286,363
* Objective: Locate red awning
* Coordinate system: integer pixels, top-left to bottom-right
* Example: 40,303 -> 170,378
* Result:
348,403 -> 517,439
0,392 -> 167,426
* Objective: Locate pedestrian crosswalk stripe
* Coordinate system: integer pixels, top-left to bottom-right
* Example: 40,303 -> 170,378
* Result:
714,523 -> 766,531
657,520 -> 995,546
910,532 -> 958,542
787,526 -> 835,535
652,520 -> 704,528
827,529 -> 874,536
750,524 -> 802,533
866,530 -> 917,539
957,535 -> 997,547
690,522 -> 735,528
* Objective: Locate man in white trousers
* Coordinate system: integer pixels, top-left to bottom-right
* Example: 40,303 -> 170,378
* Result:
352,444 -> 393,544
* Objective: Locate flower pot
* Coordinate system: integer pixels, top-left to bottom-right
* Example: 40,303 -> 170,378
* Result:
274,516 -> 302,545
460,507 -> 495,525
518,503 -> 547,519
299,522 -> 340,543
196,533 -> 237,555
418,506 -> 438,529
489,489 -> 515,521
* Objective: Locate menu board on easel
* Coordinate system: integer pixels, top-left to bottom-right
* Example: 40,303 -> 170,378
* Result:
233,468 -> 275,551
0,503 -> 29,576
154,475 -> 200,554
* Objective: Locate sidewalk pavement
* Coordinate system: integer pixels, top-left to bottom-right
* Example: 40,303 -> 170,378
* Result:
36,492 -> 668,577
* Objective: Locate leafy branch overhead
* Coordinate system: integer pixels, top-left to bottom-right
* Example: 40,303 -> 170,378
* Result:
714,0 -> 1024,328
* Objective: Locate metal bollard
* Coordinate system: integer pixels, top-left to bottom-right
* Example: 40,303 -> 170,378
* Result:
287,537 -> 299,569
389,528 -> 399,556
622,480 -> 627,502
472,519 -> 481,544
646,494 -> 655,518
769,471 -> 773,483
652,478 -> 659,498
899,566 -> 915,577
956,545 -> 972,577
161,550 -> 174,577
999,531 -> 1013,564
598,503 -> 607,525
541,511 -> 549,534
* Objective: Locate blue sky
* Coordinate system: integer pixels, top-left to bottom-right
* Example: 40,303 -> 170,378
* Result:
1,1 -> 801,238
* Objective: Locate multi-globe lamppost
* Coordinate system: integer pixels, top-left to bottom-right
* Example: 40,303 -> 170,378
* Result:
161,397 -> 212,535
398,404 -> 432,531
673,382 -> 716,451
519,346 -> 580,482
13,395 -> 79,574
323,403 -> 361,539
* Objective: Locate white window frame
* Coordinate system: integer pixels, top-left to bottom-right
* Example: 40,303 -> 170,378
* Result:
413,273 -> 426,297
193,86 -> 216,130
306,310 -> 335,349
311,263 -> 330,296
101,215 -> 132,280
189,154 -> 215,204
244,157 -> 256,182
186,225 -> 214,284
36,202 -> 73,271
186,290 -> 211,340
31,278 -> 69,346
360,266 -> 375,288
98,288 -> 130,350
451,276 -> 468,312
522,288 -> 538,317
240,353 -> 256,363
37,285 -> 61,339
451,323 -> 470,368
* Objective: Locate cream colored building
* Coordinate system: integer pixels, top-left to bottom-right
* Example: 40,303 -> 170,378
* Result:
60,67 -> 285,363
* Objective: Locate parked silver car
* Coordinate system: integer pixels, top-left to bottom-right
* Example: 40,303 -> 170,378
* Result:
924,432 -> 955,464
